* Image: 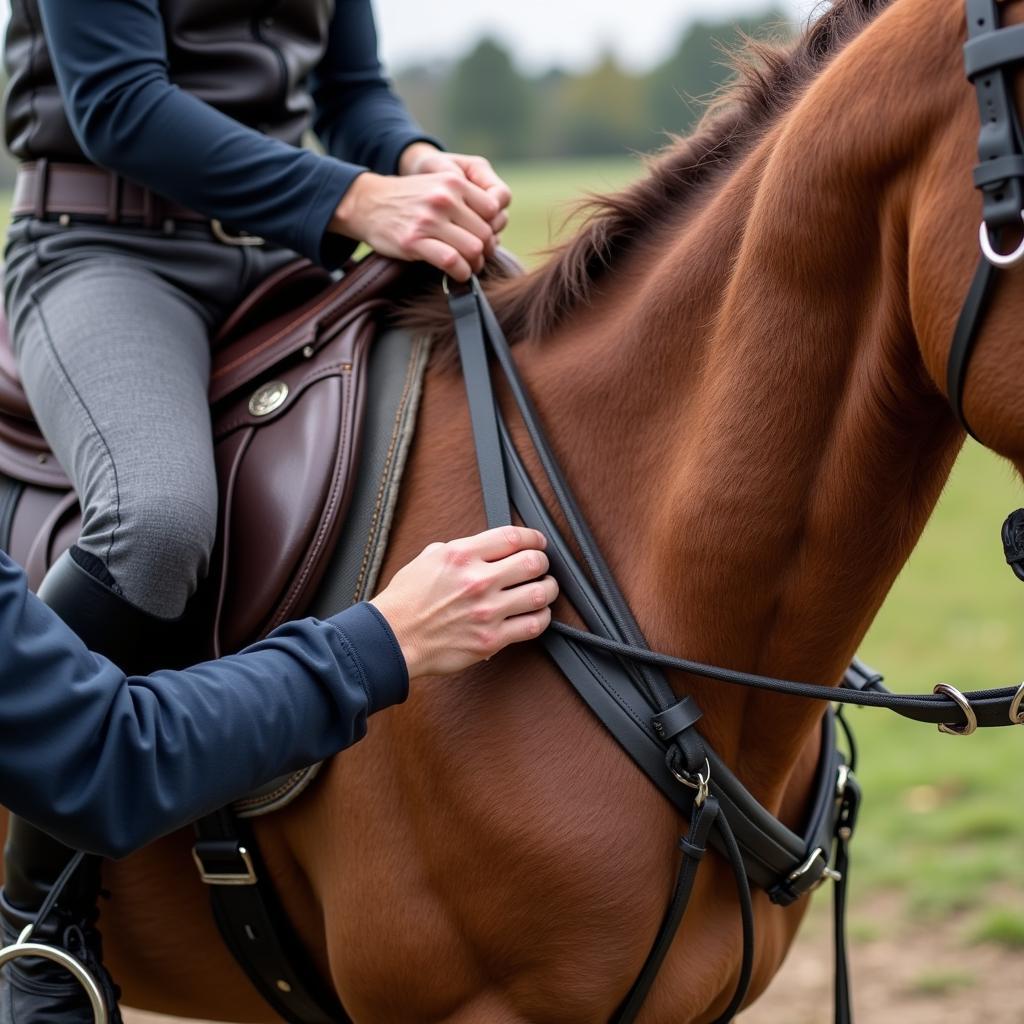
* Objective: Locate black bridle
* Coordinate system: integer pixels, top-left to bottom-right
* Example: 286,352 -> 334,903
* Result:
949,0 -> 1024,436
447,5 -> 1024,1020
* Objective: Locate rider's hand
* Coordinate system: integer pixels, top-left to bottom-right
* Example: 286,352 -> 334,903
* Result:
329,144 -> 511,282
398,143 -> 511,239
370,527 -> 557,679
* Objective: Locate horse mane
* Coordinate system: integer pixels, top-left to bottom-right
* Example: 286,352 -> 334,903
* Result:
403,0 -> 893,344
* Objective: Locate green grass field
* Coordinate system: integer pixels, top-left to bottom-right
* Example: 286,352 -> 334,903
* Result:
2,158 -> 1020,935
496,158 -> 1024,932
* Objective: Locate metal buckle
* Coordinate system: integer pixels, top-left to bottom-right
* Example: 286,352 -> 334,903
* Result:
192,843 -> 258,886
979,215 -> 1024,267
835,762 -> 851,799
669,756 -> 711,807
210,219 -> 265,247
1009,682 -> 1024,725
933,683 -> 978,736
788,848 -> 842,893
0,924 -> 108,1023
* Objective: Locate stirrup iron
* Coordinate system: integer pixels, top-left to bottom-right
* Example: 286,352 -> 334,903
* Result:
0,924 -> 108,1024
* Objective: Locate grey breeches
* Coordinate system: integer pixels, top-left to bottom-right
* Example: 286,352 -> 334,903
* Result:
3,218 -> 299,618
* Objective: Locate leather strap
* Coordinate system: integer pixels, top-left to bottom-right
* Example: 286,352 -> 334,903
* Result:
192,810 -> 351,1024
965,0 -> 1024,231
12,162 -> 208,224
448,279 -> 854,1021
946,258 -> 994,438
947,0 -> 1024,434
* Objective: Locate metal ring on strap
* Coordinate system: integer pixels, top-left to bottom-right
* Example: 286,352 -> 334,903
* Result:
669,757 -> 711,807
1009,682 -> 1024,724
979,214 -> 1024,267
933,683 -> 978,736
0,925 -> 107,1024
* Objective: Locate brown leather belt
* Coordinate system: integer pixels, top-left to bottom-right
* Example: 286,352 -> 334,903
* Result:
12,160 -> 264,245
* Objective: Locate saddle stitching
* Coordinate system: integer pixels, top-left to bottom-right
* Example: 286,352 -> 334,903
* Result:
212,428 -> 254,658
210,264 -> 387,384
214,362 -> 353,436
574,642 -> 650,733
268,372 -> 354,631
350,338 -> 420,603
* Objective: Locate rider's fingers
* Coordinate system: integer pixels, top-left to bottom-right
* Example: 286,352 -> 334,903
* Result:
489,548 -> 550,589
449,527 -> 548,564
457,179 -> 502,226
411,237 -> 472,282
462,158 -> 512,210
490,210 -> 509,236
497,576 -> 559,619
492,607 -> 553,652
428,221 -> 488,274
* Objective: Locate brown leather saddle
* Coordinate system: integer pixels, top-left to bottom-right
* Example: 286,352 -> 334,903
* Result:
0,252 -> 409,656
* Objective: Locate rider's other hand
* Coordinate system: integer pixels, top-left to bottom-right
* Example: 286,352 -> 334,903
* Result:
369,527 -> 557,679
398,144 -> 511,240
330,140 -> 512,280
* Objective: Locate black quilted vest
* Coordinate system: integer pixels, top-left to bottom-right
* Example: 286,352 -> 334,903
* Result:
3,0 -> 333,161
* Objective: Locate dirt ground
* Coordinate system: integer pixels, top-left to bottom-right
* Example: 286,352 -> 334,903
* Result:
121,902 -> 1024,1024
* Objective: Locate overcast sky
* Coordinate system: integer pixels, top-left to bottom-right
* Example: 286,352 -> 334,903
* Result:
0,0 -> 821,73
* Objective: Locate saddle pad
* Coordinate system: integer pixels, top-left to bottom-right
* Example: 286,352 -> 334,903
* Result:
232,326 -> 431,818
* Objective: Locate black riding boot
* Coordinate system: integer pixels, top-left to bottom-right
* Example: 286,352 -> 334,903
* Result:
1,550 -> 187,1024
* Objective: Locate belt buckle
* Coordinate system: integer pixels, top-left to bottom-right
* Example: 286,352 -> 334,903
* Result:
210,219 -> 265,247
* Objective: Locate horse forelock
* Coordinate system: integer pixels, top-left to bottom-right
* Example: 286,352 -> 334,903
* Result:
401,0 -> 894,352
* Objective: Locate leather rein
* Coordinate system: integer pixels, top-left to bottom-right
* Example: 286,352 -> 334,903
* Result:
445,6 -> 1024,1017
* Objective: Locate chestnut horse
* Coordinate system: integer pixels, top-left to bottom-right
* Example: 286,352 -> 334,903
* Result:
4,0 -> 1022,1019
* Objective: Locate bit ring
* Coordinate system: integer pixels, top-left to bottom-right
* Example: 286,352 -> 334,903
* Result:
933,683 -> 978,736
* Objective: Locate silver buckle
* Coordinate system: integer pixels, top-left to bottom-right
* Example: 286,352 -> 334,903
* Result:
210,219 -> 265,247
788,848 -> 842,892
0,925 -> 108,1023
192,844 -> 258,886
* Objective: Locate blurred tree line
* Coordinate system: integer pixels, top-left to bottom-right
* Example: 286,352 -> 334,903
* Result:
395,10 -> 790,161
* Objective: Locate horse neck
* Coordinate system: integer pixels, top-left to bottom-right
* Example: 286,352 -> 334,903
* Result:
517,0 -> 966,816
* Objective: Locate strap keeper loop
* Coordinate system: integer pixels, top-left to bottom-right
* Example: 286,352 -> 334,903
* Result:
652,696 -> 703,742
678,836 -> 706,861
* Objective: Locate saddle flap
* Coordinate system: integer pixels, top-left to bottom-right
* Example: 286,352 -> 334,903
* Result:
210,304 -> 377,654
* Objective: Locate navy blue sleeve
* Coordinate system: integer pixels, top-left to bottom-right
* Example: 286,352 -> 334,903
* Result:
311,0 -> 441,174
34,0 -> 425,263
0,552 -> 407,859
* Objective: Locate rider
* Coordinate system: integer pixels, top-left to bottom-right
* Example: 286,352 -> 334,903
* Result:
0,0 -> 512,1020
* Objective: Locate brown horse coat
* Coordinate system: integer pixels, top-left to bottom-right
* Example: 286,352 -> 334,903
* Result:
6,0 -> 1024,1020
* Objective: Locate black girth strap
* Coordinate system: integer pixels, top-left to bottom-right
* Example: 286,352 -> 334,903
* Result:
948,0 -> 1024,436
192,810 -> 353,1024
